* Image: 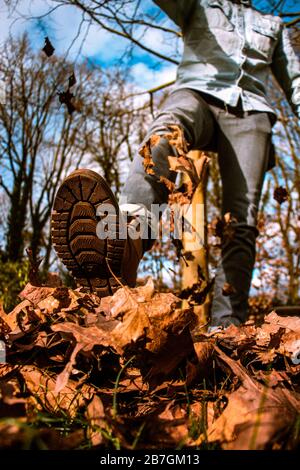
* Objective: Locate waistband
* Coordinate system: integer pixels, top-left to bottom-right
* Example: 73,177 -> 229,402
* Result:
197,90 -> 276,125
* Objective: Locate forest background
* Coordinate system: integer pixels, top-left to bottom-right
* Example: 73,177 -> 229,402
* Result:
0,0 -> 299,315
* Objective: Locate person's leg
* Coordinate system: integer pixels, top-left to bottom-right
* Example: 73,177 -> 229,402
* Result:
209,110 -> 272,327
120,88 -> 216,214
52,88 -> 216,296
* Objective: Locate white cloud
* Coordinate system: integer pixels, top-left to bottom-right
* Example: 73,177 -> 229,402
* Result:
142,28 -> 172,55
130,62 -> 177,91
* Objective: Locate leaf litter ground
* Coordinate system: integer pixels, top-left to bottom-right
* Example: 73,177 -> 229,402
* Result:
0,277 -> 299,450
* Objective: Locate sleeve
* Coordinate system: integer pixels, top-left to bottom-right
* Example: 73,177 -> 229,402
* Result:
153,0 -> 197,29
271,24 -> 300,119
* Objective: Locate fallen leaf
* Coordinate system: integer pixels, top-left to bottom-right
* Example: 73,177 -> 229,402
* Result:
253,370 -> 291,388
185,341 -> 214,385
51,322 -> 111,350
54,342 -> 83,394
20,366 -> 95,418
44,272 -> 63,287
149,401 -> 189,446
19,283 -> 55,306
6,300 -> 33,331
85,395 -> 106,447
0,302 -> 12,334
255,348 -> 277,364
0,377 -> 27,417
255,323 -> 283,348
204,346 -> 300,449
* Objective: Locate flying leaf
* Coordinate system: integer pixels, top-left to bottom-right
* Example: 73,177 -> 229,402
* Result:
139,139 -> 156,175
159,176 -> 175,192
58,89 -> 76,115
222,282 -> 236,296
68,73 -> 76,88
42,37 -> 55,57
273,186 -> 288,204
164,124 -> 189,156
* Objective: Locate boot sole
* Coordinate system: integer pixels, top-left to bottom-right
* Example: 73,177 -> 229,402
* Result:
51,169 -> 126,297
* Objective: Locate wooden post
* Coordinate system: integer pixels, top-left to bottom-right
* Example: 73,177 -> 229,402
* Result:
181,150 -> 211,327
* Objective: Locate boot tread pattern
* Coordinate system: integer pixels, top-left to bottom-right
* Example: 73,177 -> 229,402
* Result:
51,170 -> 126,297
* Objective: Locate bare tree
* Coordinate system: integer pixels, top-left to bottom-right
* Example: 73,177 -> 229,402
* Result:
83,68 -> 149,194
0,35 -> 89,262
255,76 -> 300,305
2,0 -> 299,303
0,34 -> 150,268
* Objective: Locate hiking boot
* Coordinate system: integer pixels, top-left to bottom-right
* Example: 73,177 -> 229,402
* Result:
51,169 -> 143,297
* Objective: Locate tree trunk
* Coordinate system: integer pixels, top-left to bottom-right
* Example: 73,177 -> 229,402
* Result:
6,180 -> 28,261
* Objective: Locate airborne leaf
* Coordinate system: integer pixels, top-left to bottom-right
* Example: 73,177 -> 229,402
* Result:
222,282 -> 236,296
42,37 -> 55,57
273,186 -> 288,204
57,89 -> 76,115
68,72 -> 77,88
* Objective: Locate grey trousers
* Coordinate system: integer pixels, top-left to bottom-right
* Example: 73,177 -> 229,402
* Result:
120,88 -> 272,326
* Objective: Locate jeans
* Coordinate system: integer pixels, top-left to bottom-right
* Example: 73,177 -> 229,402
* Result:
120,88 -> 272,326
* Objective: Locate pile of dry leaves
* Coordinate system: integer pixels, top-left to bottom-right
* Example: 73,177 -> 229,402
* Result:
0,276 -> 299,450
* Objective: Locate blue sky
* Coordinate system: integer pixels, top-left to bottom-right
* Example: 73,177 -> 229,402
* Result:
1,0 -> 299,92
0,0 -> 179,91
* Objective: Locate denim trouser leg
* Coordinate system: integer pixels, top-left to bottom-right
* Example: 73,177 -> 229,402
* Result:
120,88 -> 272,326
209,110 -> 271,325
